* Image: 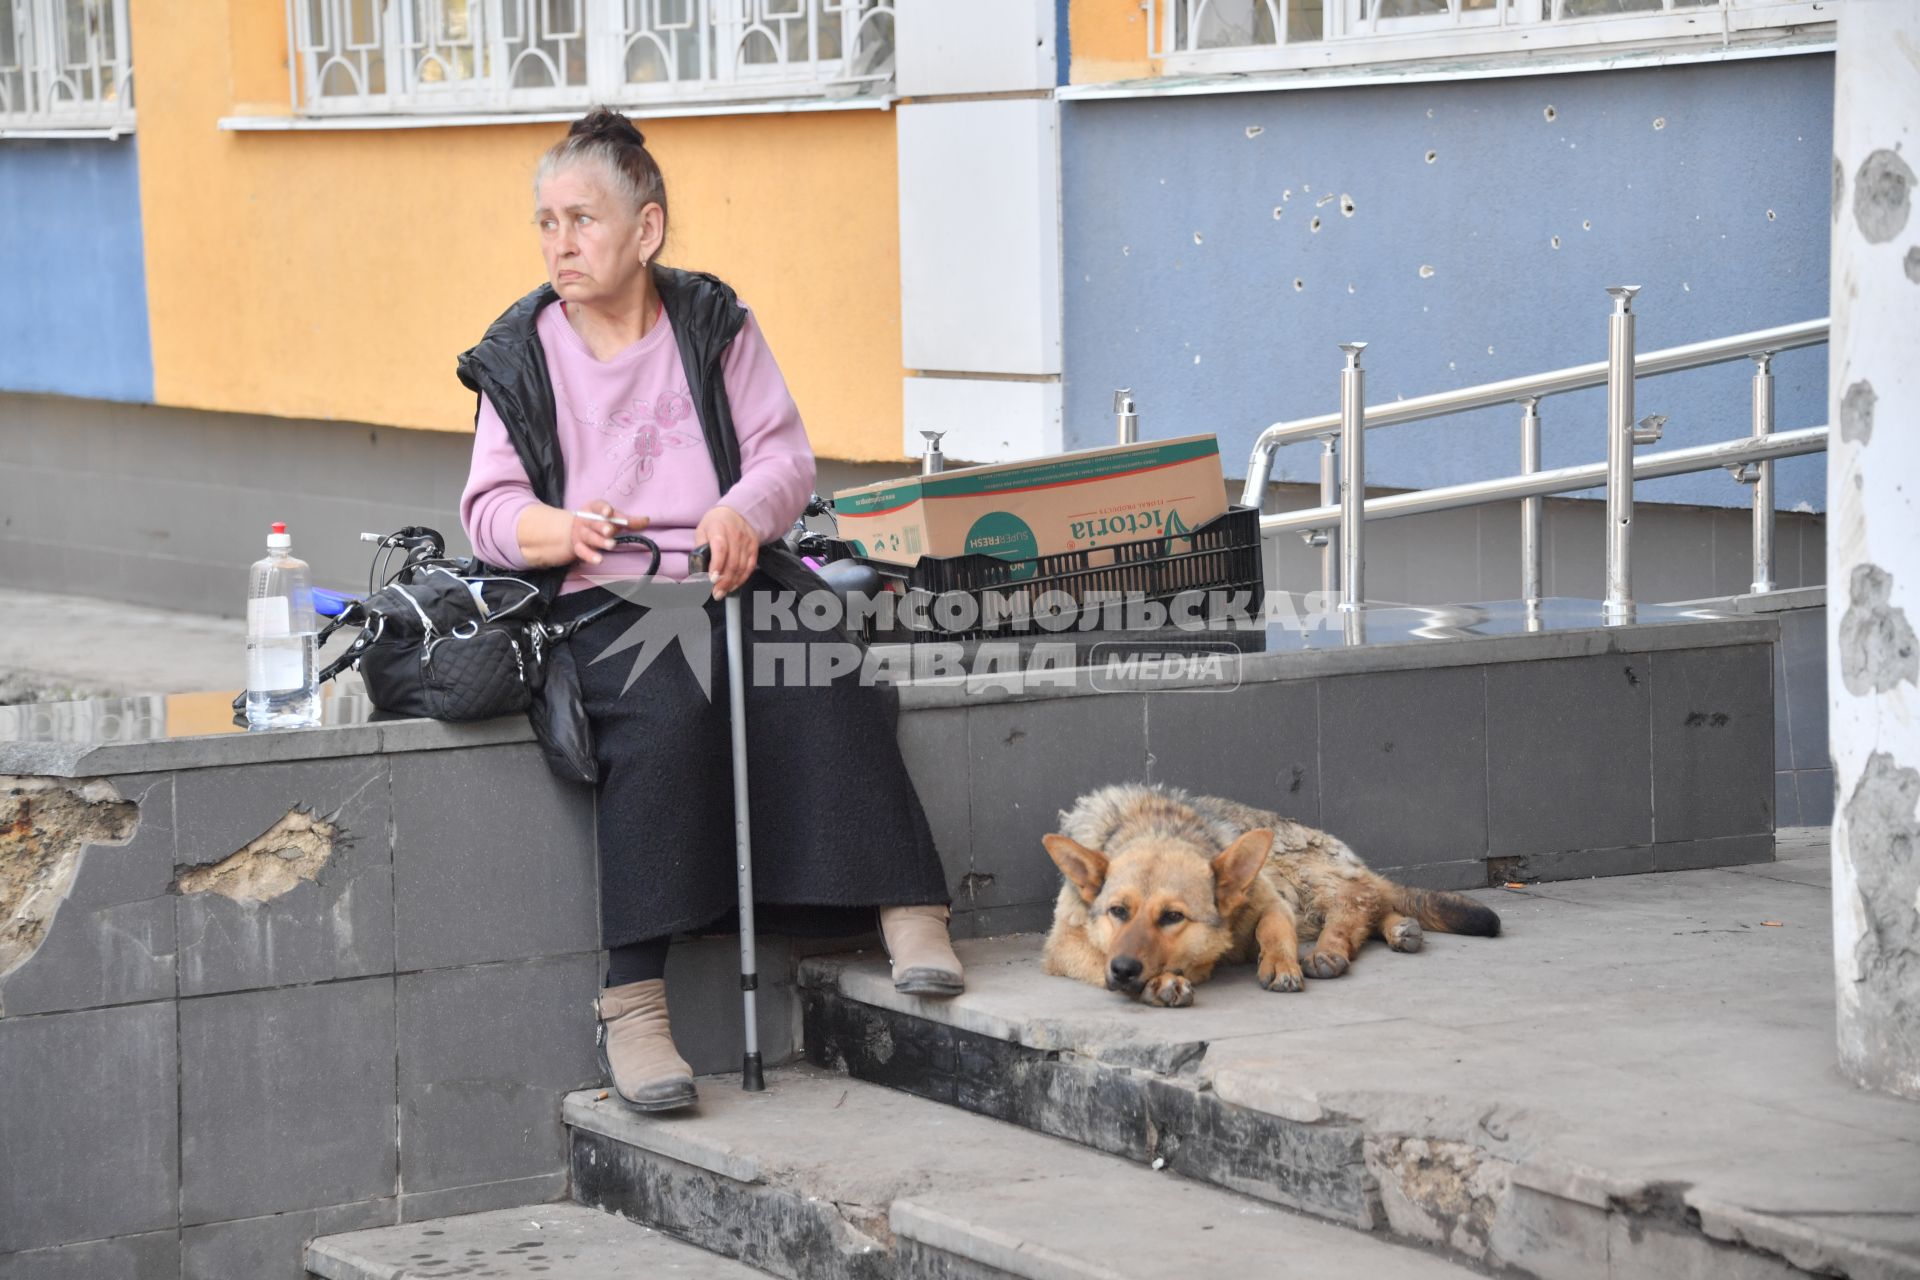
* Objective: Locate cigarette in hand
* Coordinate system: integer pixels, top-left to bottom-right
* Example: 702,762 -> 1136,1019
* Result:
572,510 -> 631,528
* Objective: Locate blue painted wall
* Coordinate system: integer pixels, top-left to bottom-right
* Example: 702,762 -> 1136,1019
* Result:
1061,54 -> 1833,510
0,137 -> 154,402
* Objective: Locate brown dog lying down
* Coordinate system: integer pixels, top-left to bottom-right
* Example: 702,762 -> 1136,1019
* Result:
1041,783 -> 1501,1006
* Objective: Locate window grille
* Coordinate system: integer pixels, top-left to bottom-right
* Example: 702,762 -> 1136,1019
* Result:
288,0 -> 895,117
0,0 -> 134,133
1147,0 -> 1829,74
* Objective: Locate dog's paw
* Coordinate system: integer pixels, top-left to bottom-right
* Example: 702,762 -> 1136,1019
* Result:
1386,918 -> 1424,953
1259,965 -> 1306,993
1305,949 -> 1350,979
1144,973 -> 1194,1007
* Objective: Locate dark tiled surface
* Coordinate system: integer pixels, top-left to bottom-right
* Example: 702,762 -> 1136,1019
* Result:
396,1173 -> 570,1224
1146,679 -> 1320,826
178,1199 -> 395,1280
1775,771 -> 1802,828
951,898 -> 1057,939
1794,768 -> 1834,826
1772,624 -> 1795,772
1780,607 -> 1830,772
1513,844 -> 1657,882
663,936 -> 800,1077
0,1004 -> 178,1253
896,707 -> 973,900
964,693 -> 1148,910
391,746 -> 599,971
397,956 -> 602,1194
178,978 -> 397,1225
1487,655 -> 1651,856
0,774 -> 177,1018
1319,665 -> 1489,868
173,758 -> 394,997
0,1230 -> 180,1280
1651,645 -> 1776,842
1652,833 -> 1775,872
1374,858 -> 1490,892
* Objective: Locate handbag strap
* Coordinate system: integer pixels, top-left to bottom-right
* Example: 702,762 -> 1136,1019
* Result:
546,532 -> 663,640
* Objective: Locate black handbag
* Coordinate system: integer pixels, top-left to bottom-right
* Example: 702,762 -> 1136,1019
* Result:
301,528 -> 657,730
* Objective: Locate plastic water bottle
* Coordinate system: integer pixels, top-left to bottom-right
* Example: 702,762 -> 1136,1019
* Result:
246,522 -> 321,730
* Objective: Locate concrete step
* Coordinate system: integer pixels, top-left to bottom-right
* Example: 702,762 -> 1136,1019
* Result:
795,850 -> 1920,1280
564,1066 -> 1477,1280
305,1204 -> 768,1279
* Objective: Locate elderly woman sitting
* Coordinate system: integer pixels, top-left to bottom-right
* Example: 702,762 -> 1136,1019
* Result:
457,107 -> 961,1114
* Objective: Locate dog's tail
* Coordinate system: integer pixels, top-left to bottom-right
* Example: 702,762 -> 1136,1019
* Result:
1388,883 -> 1501,937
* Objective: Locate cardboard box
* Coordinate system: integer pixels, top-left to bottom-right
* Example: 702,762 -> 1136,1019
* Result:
831,434 -> 1228,576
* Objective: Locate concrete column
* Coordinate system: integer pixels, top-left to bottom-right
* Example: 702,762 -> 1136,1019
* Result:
1828,0 -> 1920,1100
894,0 -> 1064,464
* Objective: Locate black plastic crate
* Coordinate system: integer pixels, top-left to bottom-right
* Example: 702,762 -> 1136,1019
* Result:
822,505 -> 1265,643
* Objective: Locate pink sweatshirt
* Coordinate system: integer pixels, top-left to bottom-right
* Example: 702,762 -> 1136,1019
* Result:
460,296 -> 817,590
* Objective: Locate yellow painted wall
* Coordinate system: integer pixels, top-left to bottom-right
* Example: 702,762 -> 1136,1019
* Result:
1069,0 -> 1155,84
129,0 -> 908,463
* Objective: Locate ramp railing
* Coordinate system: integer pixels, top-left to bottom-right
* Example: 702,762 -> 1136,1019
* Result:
1232,291 -> 1829,618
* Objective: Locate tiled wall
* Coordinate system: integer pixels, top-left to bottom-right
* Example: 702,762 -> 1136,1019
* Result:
903,642 -> 1779,939
1770,605 -> 1832,827
0,742 -> 803,1279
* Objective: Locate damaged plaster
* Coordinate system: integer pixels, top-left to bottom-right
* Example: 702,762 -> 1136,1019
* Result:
1838,753 -> 1920,1094
1364,1135 -> 1512,1261
0,777 -> 139,984
1840,378 -> 1877,444
172,808 -> 337,903
1838,564 -> 1918,696
1853,148 -> 1914,244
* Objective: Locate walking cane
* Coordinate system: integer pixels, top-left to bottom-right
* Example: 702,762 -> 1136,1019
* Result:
689,542 -> 765,1093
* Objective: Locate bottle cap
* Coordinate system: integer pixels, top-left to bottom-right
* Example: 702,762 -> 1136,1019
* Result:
267,521 -> 291,550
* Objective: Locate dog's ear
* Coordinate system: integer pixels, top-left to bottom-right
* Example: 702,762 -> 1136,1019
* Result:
1211,828 -> 1273,906
1042,834 -> 1110,902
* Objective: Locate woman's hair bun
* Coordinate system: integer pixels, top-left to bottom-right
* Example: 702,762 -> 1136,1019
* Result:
571,106 -> 645,150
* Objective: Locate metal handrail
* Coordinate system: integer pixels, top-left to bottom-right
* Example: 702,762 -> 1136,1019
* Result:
1231,290 -> 1830,618
1238,316 -> 1829,507
1258,425 -> 1828,534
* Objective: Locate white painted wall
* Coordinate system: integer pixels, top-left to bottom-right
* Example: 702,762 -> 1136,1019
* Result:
902,376 -> 1063,463
897,98 -> 1062,375
1827,0 -> 1920,1101
898,93 -> 1063,462
894,0 -> 1057,96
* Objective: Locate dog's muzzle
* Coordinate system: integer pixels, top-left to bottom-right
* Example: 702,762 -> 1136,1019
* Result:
1106,955 -> 1145,994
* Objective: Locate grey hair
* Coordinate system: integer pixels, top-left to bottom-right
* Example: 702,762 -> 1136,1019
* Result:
534,106 -> 669,237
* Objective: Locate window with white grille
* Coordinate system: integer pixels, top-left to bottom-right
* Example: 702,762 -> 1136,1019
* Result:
1149,0 -> 1830,74
0,0 -> 134,133
290,0 -> 895,117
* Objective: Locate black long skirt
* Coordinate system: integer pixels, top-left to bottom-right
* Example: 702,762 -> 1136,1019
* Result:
549,570 -> 952,949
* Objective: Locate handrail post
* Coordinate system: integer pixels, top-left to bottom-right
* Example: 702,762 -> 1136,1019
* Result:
1603,286 -> 1641,621
1520,396 -> 1542,605
1338,342 -> 1367,613
1114,388 -> 1138,445
1750,354 -> 1776,594
1319,434 -> 1339,600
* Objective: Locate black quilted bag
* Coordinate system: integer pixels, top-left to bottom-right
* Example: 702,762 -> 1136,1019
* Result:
318,537 -> 655,723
